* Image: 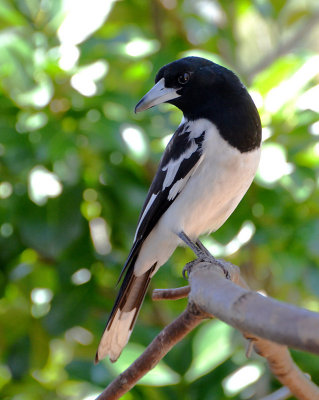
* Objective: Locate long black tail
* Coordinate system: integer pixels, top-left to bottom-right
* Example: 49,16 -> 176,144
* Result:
95,257 -> 156,363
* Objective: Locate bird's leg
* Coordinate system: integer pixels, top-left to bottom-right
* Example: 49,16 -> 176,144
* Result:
178,231 -> 202,257
195,239 -> 212,258
178,231 -> 209,279
178,231 -> 216,261
195,240 -> 230,278
178,231 -> 230,279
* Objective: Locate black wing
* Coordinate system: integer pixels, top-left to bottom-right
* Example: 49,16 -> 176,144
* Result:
117,122 -> 206,282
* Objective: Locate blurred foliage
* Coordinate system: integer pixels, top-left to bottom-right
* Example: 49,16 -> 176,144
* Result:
0,0 -> 319,399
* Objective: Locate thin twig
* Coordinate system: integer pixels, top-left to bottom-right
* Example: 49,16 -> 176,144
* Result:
154,0 -> 189,42
245,339 -> 254,358
152,285 -> 190,300
246,11 -> 319,81
259,386 -> 291,400
96,303 -> 208,400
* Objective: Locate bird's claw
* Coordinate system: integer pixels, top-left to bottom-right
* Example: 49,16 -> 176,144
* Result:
179,232 -> 231,280
182,253 -> 231,280
197,252 -> 231,280
215,259 -> 231,279
182,261 -> 193,280
182,259 -> 204,280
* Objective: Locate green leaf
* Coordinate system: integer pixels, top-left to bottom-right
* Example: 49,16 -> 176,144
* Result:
107,343 -> 181,386
185,320 -> 233,382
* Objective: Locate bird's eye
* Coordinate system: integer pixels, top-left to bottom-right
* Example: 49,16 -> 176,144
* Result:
177,72 -> 190,85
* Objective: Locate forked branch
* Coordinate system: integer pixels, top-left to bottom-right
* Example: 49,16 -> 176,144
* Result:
96,303 -> 206,400
96,259 -> 319,400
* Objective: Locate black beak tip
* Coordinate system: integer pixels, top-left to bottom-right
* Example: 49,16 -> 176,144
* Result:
134,98 -> 144,114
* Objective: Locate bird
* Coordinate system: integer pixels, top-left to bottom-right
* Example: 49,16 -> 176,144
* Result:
95,56 -> 262,363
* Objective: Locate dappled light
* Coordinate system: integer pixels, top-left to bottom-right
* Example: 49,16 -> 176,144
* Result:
0,182 -> 13,199
264,55 -> 319,113
1,0 -> 319,399
71,61 -> 109,97
202,220 -> 256,257
121,125 -> 149,162
65,326 -> 94,346
71,268 -> 92,285
125,38 -> 160,58
89,217 -> 112,255
223,363 -> 264,396
28,166 -> 63,205
185,320 -> 233,382
30,287 -> 53,318
257,143 -> 294,185
57,0 -> 116,46
109,343 -> 181,386
58,44 -> 80,71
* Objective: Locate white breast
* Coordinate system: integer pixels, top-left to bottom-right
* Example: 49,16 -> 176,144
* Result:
161,119 -> 261,238
134,119 -> 260,276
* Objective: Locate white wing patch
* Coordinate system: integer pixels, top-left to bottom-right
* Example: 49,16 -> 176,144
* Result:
168,178 -> 185,201
133,118 -> 209,243
134,193 -> 158,241
168,156 -> 204,200
162,139 -> 198,189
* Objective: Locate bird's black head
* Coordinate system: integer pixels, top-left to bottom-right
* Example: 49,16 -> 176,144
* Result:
155,57 -> 233,113
135,56 -> 261,152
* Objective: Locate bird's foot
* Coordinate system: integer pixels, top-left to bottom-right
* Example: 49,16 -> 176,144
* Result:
178,231 -> 231,279
182,258 -> 203,280
197,251 -> 231,280
182,255 -> 230,280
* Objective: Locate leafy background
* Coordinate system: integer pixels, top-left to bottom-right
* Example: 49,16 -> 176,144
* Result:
0,0 -> 319,399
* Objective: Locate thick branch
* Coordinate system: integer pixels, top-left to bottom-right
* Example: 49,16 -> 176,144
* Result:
96,304 -> 207,400
96,259 -> 319,400
189,261 -> 319,355
250,336 -> 319,400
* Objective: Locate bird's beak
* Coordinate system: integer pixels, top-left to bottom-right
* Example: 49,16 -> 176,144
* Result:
135,78 -> 181,113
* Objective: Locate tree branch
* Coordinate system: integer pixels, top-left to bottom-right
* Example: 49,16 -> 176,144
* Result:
245,11 -> 319,81
188,260 -> 319,355
260,386 -> 291,400
152,285 -> 190,300
250,335 -> 319,400
96,303 -> 208,400
96,259 -> 319,400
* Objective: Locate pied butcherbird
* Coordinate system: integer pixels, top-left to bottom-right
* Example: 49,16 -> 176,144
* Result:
95,56 -> 261,363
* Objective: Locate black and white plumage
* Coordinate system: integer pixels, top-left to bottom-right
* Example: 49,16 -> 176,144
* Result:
96,56 -> 262,363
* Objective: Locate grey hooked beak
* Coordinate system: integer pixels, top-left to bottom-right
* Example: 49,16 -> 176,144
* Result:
135,78 -> 181,113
